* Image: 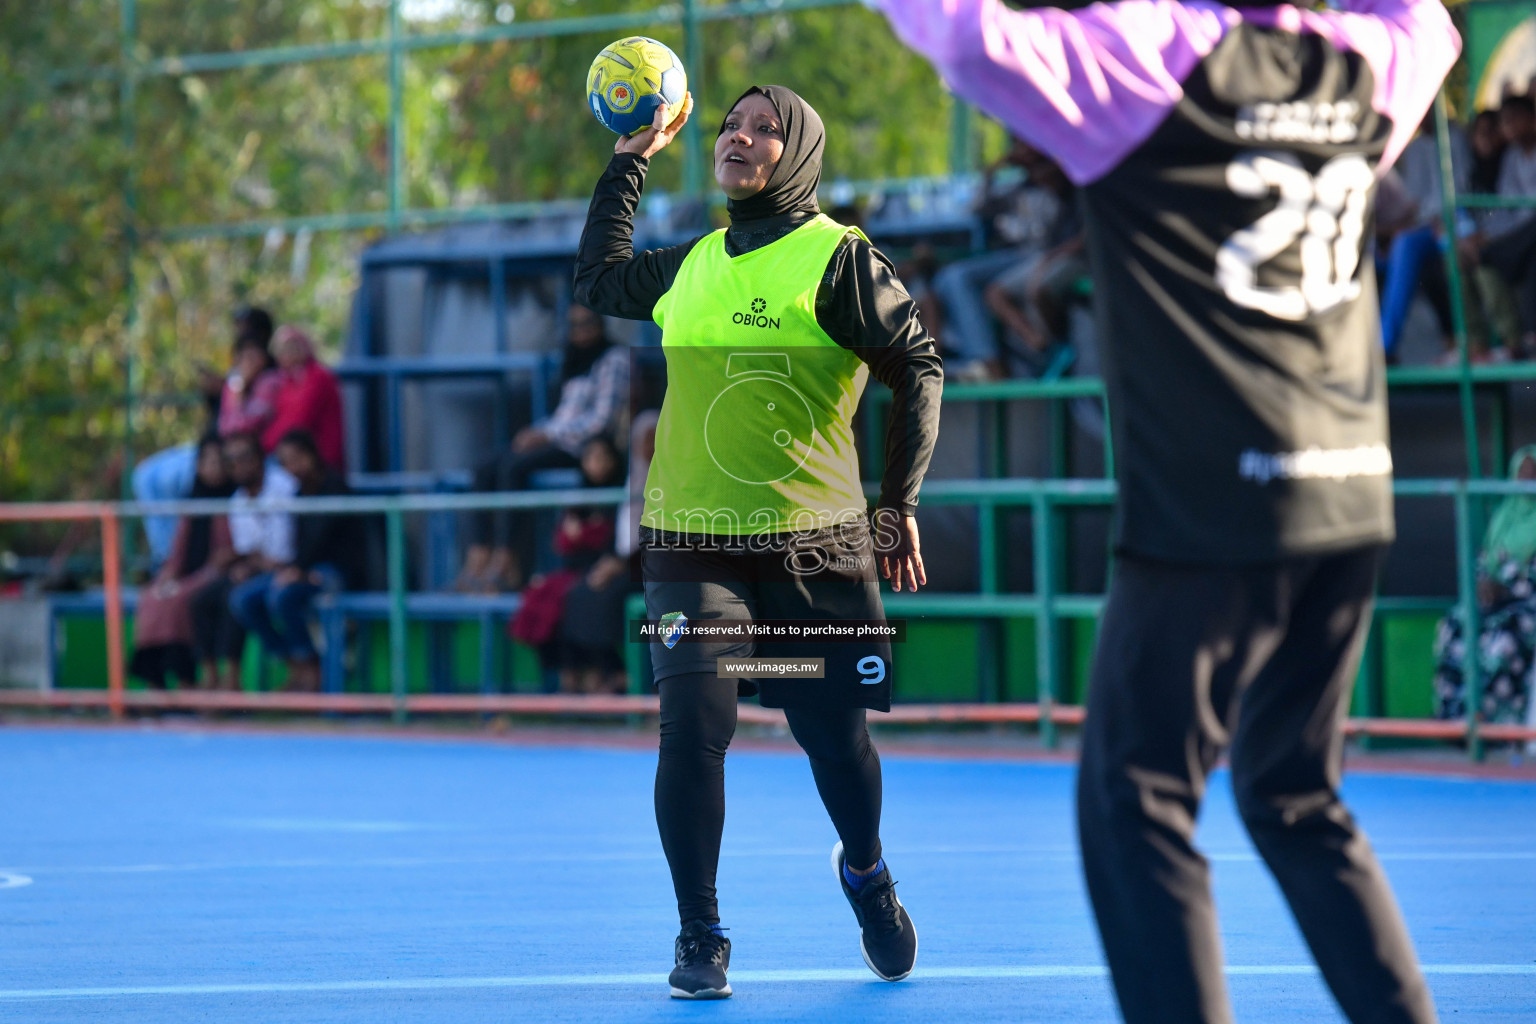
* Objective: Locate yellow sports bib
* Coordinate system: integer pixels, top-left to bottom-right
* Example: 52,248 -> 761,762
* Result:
646,215 -> 870,535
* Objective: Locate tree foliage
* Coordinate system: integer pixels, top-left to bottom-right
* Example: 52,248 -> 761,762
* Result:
1,0 -> 960,531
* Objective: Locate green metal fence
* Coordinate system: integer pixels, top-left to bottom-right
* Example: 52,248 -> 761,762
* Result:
6,478 -> 1533,756
14,2 -> 1536,758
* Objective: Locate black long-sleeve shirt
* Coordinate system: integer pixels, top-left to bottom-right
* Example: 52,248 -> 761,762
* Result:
293,472 -> 367,589
572,152 -> 943,515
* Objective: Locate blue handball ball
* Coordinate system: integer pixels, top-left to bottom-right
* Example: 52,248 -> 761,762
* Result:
586,36 -> 687,137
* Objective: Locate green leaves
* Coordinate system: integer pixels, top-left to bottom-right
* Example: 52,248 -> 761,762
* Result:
1,0 -> 965,519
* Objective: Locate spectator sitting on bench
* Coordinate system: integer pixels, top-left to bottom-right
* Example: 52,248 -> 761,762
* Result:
207,431 -> 297,689
1452,107 -> 1527,360
218,334 -> 284,449
933,136 -> 1069,381
129,436 -> 236,690
982,153 -> 1085,379
261,326 -> 346,471
1377,115 -> 1466,360
895,243 -> 944,357
132,305 -> 273,568
1459,94 -> 1536,358
557,432 -> 638,695
1434,444 -> 1536,726
509,434 -> 625,691
229,430 -> 365,693
457,303 -> 629,593
1470,109 -> 1507,196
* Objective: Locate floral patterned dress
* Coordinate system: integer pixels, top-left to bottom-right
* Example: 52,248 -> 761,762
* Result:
1433,553 -> 1536,723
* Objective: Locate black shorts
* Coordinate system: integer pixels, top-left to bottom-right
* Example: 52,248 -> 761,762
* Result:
640,523 -> 893,710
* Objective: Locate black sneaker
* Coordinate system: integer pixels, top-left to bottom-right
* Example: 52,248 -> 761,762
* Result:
668,919 -> 732,999
832,841 -> 917,982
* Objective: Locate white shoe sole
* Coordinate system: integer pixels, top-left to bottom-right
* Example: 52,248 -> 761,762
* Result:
669,984 -> 731,1000
831,841 -> 917,982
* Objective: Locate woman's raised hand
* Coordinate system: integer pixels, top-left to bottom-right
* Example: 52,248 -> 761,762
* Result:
615,92 -> 694,159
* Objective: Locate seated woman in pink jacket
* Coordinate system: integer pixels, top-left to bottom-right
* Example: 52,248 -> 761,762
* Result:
261,326 -> 346,469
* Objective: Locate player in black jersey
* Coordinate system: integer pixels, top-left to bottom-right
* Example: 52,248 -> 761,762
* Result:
881,1 -> 1460,1022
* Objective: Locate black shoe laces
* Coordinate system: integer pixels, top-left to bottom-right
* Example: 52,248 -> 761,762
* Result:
677,928 -> 729,967
858,877 -> 904,935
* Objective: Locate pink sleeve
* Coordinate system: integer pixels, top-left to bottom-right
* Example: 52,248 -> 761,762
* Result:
877,0 -> 1459,183
217,372 -> 282,438
216,382 -> 243,436
876,0 -> 1234,185
1240,0 -> 1460,174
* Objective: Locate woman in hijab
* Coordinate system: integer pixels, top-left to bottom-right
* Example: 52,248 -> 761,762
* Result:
1435,445 -> 1536,724
261,326 -> 345,469
574,87 -> 943,999
129,436 -> 237,689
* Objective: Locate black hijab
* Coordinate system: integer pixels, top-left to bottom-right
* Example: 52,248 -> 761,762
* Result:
720,85 -> 825,223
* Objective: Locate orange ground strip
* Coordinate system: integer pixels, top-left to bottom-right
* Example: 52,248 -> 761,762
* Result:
0,501 -> 111,522
2,692 -> 1530,742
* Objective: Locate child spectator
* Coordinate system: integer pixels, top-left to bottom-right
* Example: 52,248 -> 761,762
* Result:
556,434 -> 634,695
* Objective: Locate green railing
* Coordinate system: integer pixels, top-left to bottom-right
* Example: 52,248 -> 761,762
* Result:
866,365 -> 1535,489
8,477 -> 1533,757
881,476 -> 1523,757
16,2 -> 1536,760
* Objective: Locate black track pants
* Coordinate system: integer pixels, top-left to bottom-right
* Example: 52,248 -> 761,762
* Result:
1076,547 -> 1436,1024
655,672 -> 883,925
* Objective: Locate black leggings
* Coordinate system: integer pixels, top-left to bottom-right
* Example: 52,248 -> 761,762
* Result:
190,577 -> 245,663
655,672 -> 883,926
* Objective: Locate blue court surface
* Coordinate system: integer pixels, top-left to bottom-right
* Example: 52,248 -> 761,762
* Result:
0,726 -> 1532,1023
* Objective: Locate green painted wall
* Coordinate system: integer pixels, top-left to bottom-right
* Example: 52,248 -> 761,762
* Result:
890,620 -> 981,701
54,608 -> 1449,714
57,615 -> 546,693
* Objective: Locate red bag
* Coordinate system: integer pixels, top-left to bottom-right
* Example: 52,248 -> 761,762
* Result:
508,569 -> 580,646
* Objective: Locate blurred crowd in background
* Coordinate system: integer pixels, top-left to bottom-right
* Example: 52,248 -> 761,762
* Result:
8,85 -> 1532,720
